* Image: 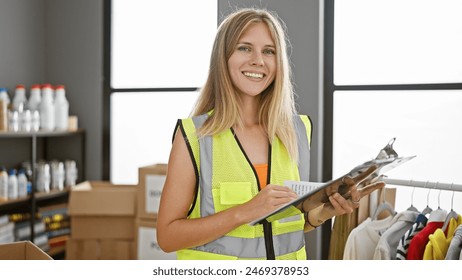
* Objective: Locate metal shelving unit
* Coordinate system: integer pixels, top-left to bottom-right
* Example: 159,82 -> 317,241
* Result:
0,129 -> 85,250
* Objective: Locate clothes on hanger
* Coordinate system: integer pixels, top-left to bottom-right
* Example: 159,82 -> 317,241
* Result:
343,216 -> 393,260
407,220 -> 444,260
423,214 -> 462,260
342,206 -> 462,260
445,225 -> 462,260
343,211 -> 411,260
396,213 -> 428,260
427,208 -> 447,223
373,210 -> 419,260
338,176 -> 462,260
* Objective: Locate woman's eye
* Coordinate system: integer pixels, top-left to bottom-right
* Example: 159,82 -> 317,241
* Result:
263,49 -> 275,55
237,46 -> 251,52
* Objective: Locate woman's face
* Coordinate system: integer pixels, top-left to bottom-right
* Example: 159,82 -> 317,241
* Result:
227,22 -> 277,98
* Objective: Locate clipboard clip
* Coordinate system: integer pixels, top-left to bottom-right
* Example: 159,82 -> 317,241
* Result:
375,137 -> 398,160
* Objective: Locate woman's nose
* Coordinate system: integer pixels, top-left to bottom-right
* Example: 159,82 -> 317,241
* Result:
250,51 -> 264,66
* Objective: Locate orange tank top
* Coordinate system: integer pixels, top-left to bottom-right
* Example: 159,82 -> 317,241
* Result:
254,163 -> 268,188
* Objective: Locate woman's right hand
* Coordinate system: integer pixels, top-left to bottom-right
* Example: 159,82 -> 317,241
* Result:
238,185 -> 298,223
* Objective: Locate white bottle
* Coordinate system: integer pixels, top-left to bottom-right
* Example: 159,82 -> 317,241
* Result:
39,84 -> 55,131
7,169 -> 18,200
0,88 -> 10,106
7,110 -> 19,132
28,84 -> 42,112
13,84 -> 28,131
54,85 -> 69,131
0,167 -> 8,200
31,110 -> 40,132
65,160 -> 78,187
20,109 -> 32,132
17,169 -> 28,198
12,84 -> 27,112
36,162 -> 51,193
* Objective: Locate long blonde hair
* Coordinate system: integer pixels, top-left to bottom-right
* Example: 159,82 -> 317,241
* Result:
192,8 -> 298,161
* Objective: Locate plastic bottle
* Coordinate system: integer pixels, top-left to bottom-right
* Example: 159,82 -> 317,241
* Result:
51,160 -> 65,191
36,161 -> 51,193
0,167 -> 8,200
39,84 -> 55,131
65,160 -> 78,187
11,84 -> 30,132
26,181 -> 32,195
28,84 -> 41,112
20,109 -> 32,132
31,110 -> 40,132
7,110 -> 19,132
12,84 -> 27,112
17,169 -> 28,198
0,88 -> 10,106
20,161 -> 33,182
7,168 -> 18,200
54,85 -> 69,131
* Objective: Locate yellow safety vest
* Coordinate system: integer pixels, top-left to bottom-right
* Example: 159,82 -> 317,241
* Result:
175,113 -> 312,260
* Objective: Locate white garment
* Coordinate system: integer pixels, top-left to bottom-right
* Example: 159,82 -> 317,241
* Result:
373,210 -> 419,260
343,215 -> 394,260
427,208 -> 447,223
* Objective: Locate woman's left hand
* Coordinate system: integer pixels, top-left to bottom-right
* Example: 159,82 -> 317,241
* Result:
306,175 -> 386,227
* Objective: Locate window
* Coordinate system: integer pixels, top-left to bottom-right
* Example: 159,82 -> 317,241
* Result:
107,0 -> 217,184
334,0 -> 462,85
326,0 -> 462,213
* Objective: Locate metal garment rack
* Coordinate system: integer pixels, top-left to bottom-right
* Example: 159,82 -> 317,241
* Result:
382,177 -> 462,192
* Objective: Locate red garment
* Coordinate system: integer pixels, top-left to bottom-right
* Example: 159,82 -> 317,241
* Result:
406,221 -> 443,260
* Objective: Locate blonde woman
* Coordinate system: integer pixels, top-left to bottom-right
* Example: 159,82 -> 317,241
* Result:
157,8 -> 383,260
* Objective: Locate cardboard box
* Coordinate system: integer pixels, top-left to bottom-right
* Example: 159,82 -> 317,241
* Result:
135,218 -> 176,260
66,238 -> 135,260
0,241 -> 53,260
69,181 -> 137,239
137,164 -> 167,220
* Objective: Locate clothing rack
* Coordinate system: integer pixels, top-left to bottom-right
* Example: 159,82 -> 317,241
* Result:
382,177 -> 462,193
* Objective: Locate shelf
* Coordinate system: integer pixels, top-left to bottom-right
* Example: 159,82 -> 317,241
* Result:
0,196 -> 30,213
0,128 -> 84,138
35,188 -> 70,203
0,128 -> 85,242
0,189 -> 70,213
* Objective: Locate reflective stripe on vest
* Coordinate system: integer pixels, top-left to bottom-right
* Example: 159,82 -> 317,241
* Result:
177,114 -> 312,260
295,115 -> 311,181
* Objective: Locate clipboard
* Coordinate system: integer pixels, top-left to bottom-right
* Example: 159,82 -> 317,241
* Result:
248,155 -> 416,226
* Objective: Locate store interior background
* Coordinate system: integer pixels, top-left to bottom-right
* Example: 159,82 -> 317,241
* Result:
0,0 -> 324,259
0,0 -> 323,183
1,0 -> 461,260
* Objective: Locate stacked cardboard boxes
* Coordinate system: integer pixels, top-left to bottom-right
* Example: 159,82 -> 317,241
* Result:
135,164 -> 176,260
66,181 -> 137,259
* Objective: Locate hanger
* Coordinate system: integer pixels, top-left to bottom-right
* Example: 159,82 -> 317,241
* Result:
371,187 -> 396,220
437,185 -> 442,210
427,182 -> 447,223
406,179 -> 419,212
441,183 -> 459,233
421,181 -> 433,215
